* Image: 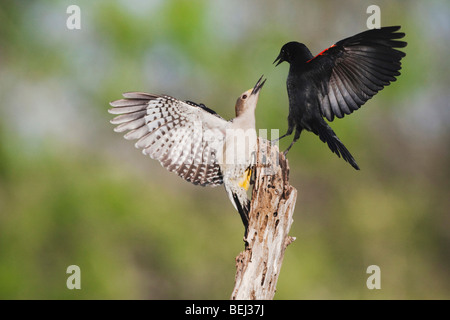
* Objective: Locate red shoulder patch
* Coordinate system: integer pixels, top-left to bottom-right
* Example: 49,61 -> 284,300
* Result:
307,44 -> 337,63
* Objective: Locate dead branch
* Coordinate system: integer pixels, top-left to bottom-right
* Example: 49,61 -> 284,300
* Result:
231,138 -> 297,300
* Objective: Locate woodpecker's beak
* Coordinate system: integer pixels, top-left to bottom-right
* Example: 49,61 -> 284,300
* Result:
251,75 -> 266,95
273,53 -> 284,66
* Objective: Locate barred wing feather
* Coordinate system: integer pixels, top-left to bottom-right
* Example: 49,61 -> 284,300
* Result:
109,93 -> 227,187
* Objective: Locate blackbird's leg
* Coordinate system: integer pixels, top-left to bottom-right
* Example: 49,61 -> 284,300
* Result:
283,129 -> 302,156
271,126 -> 293,144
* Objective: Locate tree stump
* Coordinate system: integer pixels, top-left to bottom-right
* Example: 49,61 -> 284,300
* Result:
231,138 -> 297,300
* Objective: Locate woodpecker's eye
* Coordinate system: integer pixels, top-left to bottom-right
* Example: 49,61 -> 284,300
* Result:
242,94 -> 248,99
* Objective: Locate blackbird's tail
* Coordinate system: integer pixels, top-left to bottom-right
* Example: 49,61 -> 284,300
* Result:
316,122 -> 360,170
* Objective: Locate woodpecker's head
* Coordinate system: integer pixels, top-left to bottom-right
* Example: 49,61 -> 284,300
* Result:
235,76 -> 266,117
274,41 -> 313,65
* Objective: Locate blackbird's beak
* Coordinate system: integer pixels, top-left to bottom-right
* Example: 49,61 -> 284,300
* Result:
273,53 -> 284,66
251,75 -> 267,95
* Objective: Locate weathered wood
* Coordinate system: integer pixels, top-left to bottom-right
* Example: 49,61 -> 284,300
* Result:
231,138 -> 297,300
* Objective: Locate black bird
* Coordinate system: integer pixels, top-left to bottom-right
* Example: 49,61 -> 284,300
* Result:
273,26 -> 407,170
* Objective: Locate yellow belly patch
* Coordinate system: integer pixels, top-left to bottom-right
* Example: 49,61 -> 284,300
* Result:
238,168 -> 252,190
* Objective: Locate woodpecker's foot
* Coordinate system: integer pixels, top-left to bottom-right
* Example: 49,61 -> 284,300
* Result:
249,166 -> 256,185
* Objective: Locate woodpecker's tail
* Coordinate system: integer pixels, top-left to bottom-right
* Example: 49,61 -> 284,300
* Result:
224,182 -> 250,230
232,192 -> 250,229
316,122 -> 360,170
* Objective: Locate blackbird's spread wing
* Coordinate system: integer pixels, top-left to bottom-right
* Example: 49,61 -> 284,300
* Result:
307,26 -> 406,121
109,93 -> 227,187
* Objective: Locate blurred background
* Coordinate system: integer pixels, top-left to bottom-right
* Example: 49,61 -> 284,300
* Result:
0,0 -> 449,299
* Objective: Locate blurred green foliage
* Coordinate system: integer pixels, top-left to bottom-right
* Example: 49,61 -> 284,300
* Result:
0,0 -> 449,299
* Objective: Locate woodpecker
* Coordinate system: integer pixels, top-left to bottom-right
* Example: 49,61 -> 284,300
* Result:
273,26 -> 407,169
108,76 -> 266,231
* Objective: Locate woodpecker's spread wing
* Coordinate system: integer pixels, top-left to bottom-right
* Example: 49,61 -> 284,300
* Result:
109,92 -> 228,187
307,26 -> 406,121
